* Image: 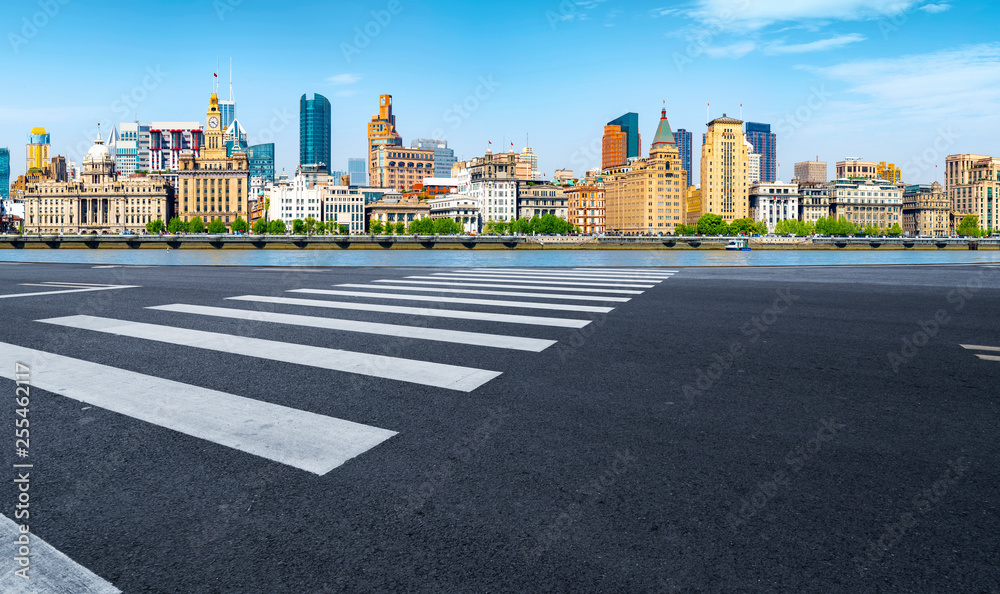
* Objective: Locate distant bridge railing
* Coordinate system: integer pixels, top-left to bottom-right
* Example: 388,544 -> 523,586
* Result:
0,234 -> 528,249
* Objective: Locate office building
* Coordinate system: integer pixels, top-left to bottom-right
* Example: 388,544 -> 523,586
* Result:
368,94 -> 404,185
453,151 -> 519,223
828,178 -> 903,228
323,185 -> 366,233
602,112 -> 640,170
566,183 -> 605,234
675,128 -> 693,181
0,148 -> 8,200
750,181 -> 799,233
744,122 -> 776,182
794,159 -> 827,183
300,93 -> 331,172
26,127 -> 50,173
428,194 -> 480,233
836,159 -> 878,180
411,139 -> 456,178
348,158 -> 368,186
366,194 -> 430,230
605,106 -> 687,234
247,143 -> 275,186
224,119 -> 248,156
877,162 -> 902,185
517,182 -> 567,220
798,182 -> 830,224
747,139 -> 761,184
519,146 -> 540,181
149,123 -> 203,175
902,182 -> 950,236
945,153 -> 997,233
176,93 -> 250,227
699,114 -> 749,222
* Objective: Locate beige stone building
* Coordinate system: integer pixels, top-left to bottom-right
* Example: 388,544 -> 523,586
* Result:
836,159 -> 878,180
565,183 -> 605,234
23,132 -> 173,234
685,186 -> 702,226
794,159 -> 827,183
372,145 -> 435,192
517,182 -> 567,220
604,107 -> 687,235
902,182 -> 951,236
945,153 -> 998,232
700,115 -> 748,223
365,194 -> 430,230
828,178 -> 903,229
176,93 -> 249,227
798,181 -> 831,224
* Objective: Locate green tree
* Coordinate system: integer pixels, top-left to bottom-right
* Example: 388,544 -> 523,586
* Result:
208,218 -> 227,234
303,216 -> 318,235
408,217 -> 433,234
862,223 -> 881,237
167,217 -> 187,233
696,213 -> 728,236
146,219 -> 165,234
188,216 -> 205,233
338,224 -> 349,234
394,221 -> 405,234
753,220 -> 768,235
252,219 -> 268,234
231,217 -> 249,233
316,221 -> 327,235
886,223 -> 903,237
729,218 -> 755,236
370,219 -> 384,234
291,218 -> 305,234
267,219 -> 286,234
956,214 -> 982,237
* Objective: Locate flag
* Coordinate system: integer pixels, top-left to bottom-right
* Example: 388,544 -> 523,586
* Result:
214,73 -> 218,78
488,141 -> 492,145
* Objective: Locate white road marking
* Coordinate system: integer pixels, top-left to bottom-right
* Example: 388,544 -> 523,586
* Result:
252,268 -> 328,272
20,282 -> 121,288
289,288 -> 614,314
0,286 -> 138,300
0,343 -> 396,476
378,279 -> 645,295
976,354 -> 1000,362
439,271 -> 661,284
336,284 -> 631,303
0,514 -> 121,593
149,303 -> 555,352
227,295 -> 591,328
37,315 -> 502,392
471,268 -> 675,278
961,344 -> 1000,352
424,274 -> 655,288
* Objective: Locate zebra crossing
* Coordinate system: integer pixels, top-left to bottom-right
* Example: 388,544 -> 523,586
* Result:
16,267 -> 676,476
960,343 -> 1000,362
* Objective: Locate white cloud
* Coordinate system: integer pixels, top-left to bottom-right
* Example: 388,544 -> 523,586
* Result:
334,90 -> 358,97
704,41 -> 757,58
918,3 -> 951,13
327,73 -> 360,85
764,33 -> 866,54
689,0 -> 918,30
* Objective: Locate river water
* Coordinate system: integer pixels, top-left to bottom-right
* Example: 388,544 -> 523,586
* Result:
1,249 -> 998,267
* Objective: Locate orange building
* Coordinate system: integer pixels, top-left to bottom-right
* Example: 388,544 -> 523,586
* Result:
566,183 -> 606,234
602,124 -> 627,170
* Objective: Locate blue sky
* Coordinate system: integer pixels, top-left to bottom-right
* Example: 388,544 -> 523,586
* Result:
2,0 -> 997,186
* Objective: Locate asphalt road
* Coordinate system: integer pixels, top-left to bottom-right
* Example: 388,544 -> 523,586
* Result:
0,262 -> 998,593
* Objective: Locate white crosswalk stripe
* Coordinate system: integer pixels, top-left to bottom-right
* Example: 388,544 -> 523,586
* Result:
470,268 -> 675,279
420,275 -> 656,288
149,303 -> 556,352
288,288 -> 615,313
227,295 -> 592,328
375,279 -> 645,294
0,341 -> 397,475
335,284 -> 632,302
435,272 -> 661,284
961,344 -> 1000,362
0,285 -> 138,300
37,315 -> 503,392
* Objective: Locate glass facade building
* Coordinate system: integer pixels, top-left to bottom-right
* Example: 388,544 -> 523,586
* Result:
300,93 -> 331,172
675,128 -> 693,183
608,113 -> 640,160
745,122 -> 777,183
348,157 -> 368,186
247,143 -> 275,185
410,139 -> 456,178
0,148 -> 10,200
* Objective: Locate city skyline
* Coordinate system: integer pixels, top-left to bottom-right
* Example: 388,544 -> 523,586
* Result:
2,1 -> 998,187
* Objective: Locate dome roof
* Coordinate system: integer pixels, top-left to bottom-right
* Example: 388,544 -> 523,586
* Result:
84,132 -> 111,164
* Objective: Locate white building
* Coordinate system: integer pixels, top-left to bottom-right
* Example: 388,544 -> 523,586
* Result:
520,147 -> 540,180
746,140 -> 761,184
453,163 -> 516,223
750,181 -> 800,232
267,173 -> 323,225
323,185 -> 366,234
148,122 -> 203,174
428,194 -> 480,233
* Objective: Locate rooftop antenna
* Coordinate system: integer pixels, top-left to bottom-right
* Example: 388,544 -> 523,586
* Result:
229,57 -> 234,102
740,103 -> 743,120
215,57 -> 219,94
707,101 -> 710,123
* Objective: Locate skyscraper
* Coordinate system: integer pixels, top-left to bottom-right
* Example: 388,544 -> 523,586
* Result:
602,112 -> 640,169
368,94 -> 403,184
0,148 -> 9,200
744,122 -> 776,182
700,114 -> 749,222
348,158 -> 368,186
247,143 -> 275,185
675,128 -> 693,181
26,127 -> 50,173
411,139 -> 456,178
300,93 -> 331,172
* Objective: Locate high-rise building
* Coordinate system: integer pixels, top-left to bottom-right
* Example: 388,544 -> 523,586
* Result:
699,114 -> 749,222
794,159 -> 827,183
675,128 -> 693,181
602,113 -> 640,170
149,123 -> 203,175
744,122 -> 776,182
0,148 -> 9,200
300,93 -> 331,172
368,94 -> 403,185
247,143 -> 275,185
26,127 -> 50,173
176,93 -> 250,227
836,159 -> 878,180
225,118 -> 248,156
411,139 -> 456,178
347,158 -> 368,186
877,162 -> 902,185
518,146 -> 540,181
945,153 -> 998,232
746,139 -> 761,184
605,106 -> 687,234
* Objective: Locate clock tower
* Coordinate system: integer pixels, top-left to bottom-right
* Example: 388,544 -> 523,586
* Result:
203,93 -> 226,159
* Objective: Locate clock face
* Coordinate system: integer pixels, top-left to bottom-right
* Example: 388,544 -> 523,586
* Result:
209,116 -> 219,129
